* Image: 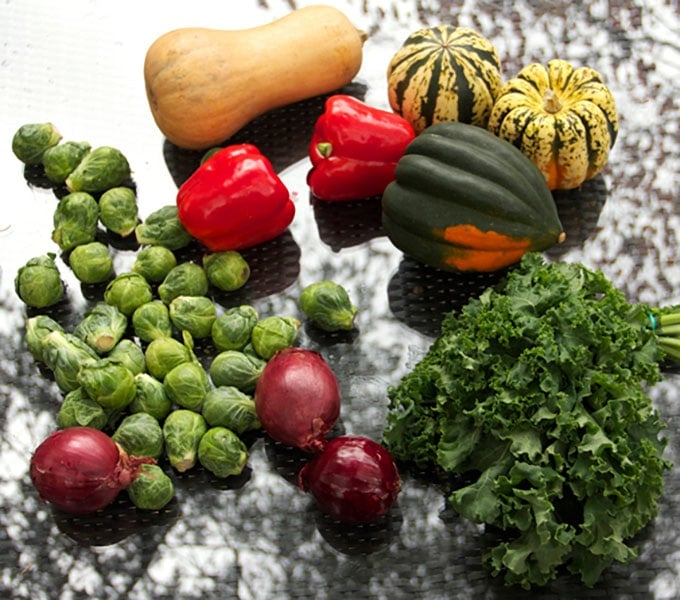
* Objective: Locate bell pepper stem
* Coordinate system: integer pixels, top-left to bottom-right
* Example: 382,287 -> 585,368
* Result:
316,142 -> 333,158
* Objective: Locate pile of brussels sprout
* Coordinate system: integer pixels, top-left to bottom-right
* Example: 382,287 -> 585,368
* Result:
12,123 -> 359,512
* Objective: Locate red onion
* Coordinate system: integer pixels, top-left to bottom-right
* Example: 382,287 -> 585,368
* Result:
254,347 -> 341,453
30,426 -> 154,515
298,435 -> 401,523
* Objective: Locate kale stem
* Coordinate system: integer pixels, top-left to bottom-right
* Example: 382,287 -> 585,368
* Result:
657,323 -> 680,336
656,336 -> 680,363
658,311 -> 680,328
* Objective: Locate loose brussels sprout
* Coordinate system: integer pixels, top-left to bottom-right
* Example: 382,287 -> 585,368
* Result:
108,338 -> 146,375
132,245 -> 177,283
41,330 -> 98,392
14,253 -> 64,308
68,241 -> 114,284
144,336 -> 192,380
300,280 -> 358,332
127,464 -> 175,510
163,409 -> 208,472
203,251 -> 250,292
56,387 -> 109,430
135,205 -> 192,250
74,301 -> 128,354
198,427 -> 249,478
211,305 -> 259,352
12,122 -> 61,164
169,295 -> 216,339
52,191 -> 99,252
41,141 -> 90,183
164,361 -> 210,411
132,300 -> 173,342
65,145 -> 131,193
158,262 -> 208,305
99,187 -> 139,237
130,372 -> 172,420
25,315 -> 64,362
201,386 -> 260,434
77,357 -> 137,410
209,350 -> 266,393
112,412 -> 164,459
104,272 -> 153,316
251,316 -> 301,359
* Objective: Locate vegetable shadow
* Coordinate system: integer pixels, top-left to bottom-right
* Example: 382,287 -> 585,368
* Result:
310,195 -> 384,252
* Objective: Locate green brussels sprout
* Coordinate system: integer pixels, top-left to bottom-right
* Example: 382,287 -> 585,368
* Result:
169,295 -> 216,339
12,122 -> 62,164
112,412 -> 164,459
211,305 -> 259,352
68,241 -> 114,284
132,300 -> 173,342
209,350 -> 266,393
41,330 -> 98,392
300,280 -> 358,332
130,372 -> 173,420
202,251 -> 250,292
158,262 -> 208,305
14,253 -> 64,308
200,147 -> 223,164
202,386 -> 260,434
135,205 -> 192,250
74,302 -> 128,354
164,361 -> 210,411
144,336 -> 192,380
251,316 -> 301,359
198,427 -> 248,478
77,357 -> 137,410
104,272 -> 153,316
98,187 -> 139,237
108,338 -> 146,375
163,409 -> 208,472
25,315 -> 64,362
127,464 -> 175,510
56,387 -> 109,430
51,191 -> 99,252
65,145 -> 131,193
41,141 -> 91,183
132,245 -> 177,283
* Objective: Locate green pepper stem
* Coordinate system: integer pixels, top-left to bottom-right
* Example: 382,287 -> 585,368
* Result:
316,142 -> 333,158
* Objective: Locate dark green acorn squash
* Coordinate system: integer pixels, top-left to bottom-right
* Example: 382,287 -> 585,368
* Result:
381,121 -> 565,272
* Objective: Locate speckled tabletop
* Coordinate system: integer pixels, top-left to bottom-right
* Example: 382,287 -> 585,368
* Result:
0,1 -> 678,599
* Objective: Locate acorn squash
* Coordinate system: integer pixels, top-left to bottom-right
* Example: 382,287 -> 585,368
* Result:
381,121 -> 565,272
488,59 -> 618,190
386,25 -> 502,134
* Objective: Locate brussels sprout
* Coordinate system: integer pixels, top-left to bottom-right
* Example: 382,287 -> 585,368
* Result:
203,251 -> 250,292
130,372 -> 173,420
14,253 -> 64,308
132,300 -> 173,342
169,295 -> 216,339
104,272 -> 153,316
41,140 -> 90,183
99,186 -> 139,237
300,280 -> 358,332
112,412 -> 164,459
164,361 -> 210,411
68,241 -> 114,284
251,316 -> 300,359
144,336 -> 192,380
132,245 -> 177,283
127,464 -> 175,510
41,330 -> 98,392
108,338 -> 146,375
209,350 -> 266,393
77,357 -> 137,410
211,305 -> 258,352
163,409 -> 208,472
158,262 -> 208,305
198,427 -> 248,478
65,145 -> 131,193
202,386 -> 260,434
25,315 -> 64,362
51,191 -> 99,252
74,302 -> 128,354
135,205 -> 192,250
12,122 -> 61,164
56,387 -> 109,430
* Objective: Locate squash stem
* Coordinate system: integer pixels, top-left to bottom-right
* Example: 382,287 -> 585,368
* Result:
543,90 -> 563,114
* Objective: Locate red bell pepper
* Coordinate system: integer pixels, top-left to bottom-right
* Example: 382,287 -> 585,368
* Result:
177,144 -> 295,251
307,95 -> 416,201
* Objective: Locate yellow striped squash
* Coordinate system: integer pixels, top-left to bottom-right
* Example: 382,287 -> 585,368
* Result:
387,26 -> 502,134
487,59 -> 618,190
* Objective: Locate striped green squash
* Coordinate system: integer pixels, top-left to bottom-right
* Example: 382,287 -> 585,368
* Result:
387,26 -> 502,134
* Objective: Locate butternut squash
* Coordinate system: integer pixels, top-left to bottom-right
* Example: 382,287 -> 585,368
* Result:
143,5 -> 366,150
